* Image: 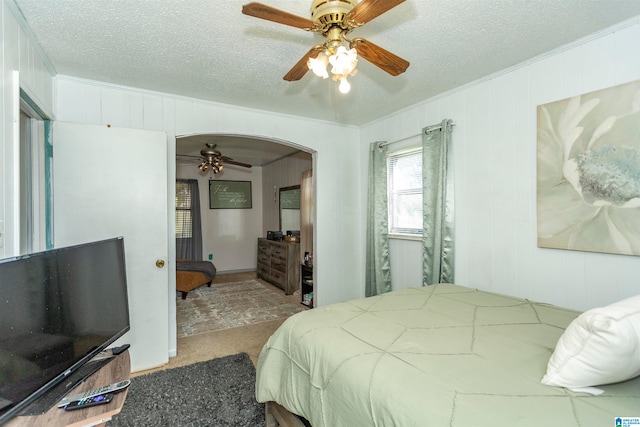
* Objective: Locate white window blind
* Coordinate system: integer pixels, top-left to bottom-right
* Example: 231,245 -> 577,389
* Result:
175,181 -> 193,238
388,148 -> 422,236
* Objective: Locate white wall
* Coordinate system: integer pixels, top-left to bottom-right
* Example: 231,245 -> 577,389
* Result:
361,17 -> 640,312
0,0 -> 54,259
55,76 -> 362,356
176,162 -> 264,273
261,151 -> 312,235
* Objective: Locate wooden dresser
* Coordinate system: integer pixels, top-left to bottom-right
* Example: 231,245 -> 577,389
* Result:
257,238 -> 300,295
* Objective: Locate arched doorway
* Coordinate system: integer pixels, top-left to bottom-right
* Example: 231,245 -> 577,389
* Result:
175,133 -> 315,271
172,133 -> 316,362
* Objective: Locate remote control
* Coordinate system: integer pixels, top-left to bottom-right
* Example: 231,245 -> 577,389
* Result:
64,393 -> 113,411
111,343 -> 130,355
57,380 -> 130,407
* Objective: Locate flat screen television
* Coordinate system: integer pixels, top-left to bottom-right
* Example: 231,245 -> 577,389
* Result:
0,237 -> 130,424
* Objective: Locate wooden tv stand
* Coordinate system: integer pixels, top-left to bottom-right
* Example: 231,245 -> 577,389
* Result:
7,349 -> 131,427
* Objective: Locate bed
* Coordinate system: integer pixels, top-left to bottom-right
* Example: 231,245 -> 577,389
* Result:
175,260 -> 217,299
255,283 -> 640,426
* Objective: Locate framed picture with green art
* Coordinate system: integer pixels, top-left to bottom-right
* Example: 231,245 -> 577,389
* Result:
209,180 -> 252,209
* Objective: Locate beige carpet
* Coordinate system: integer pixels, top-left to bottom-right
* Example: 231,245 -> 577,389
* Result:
135,273 -> 304,376
176,277 -> 307,338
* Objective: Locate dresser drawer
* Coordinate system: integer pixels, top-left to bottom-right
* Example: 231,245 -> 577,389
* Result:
270,269 -> 285,286
271,257 -> 286,273
257,252 -> 270,264
258,240 -> 269,254
257,263 -> 270,277
271,245 -> 286,259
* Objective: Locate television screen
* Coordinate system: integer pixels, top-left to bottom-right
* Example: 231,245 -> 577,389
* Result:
0,237 -> 130,422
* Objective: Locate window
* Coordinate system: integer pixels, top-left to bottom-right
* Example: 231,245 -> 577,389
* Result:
175,179 -> 202,260
176,181 -> 193,238
388,147 -> 422,236
19,101 -> 47,253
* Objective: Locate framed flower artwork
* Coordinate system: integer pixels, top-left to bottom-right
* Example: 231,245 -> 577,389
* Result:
536,79 -> 640,256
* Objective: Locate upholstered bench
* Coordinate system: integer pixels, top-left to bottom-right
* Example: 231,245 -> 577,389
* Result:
176,260 -> 217,299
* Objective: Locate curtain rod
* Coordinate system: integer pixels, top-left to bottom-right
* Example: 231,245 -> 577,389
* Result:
378,121 -> 456,148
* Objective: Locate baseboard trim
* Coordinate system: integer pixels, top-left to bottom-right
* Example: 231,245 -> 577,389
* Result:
216,268 -> 256,275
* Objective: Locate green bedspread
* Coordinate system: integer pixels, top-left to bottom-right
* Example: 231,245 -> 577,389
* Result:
255,283 -> 640,426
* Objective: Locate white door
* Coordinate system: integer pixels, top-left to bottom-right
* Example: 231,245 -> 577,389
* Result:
52,122 -> 169,372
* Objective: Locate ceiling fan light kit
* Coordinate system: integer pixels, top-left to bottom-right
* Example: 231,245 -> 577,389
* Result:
242,0 -> 409,94
198,160 -> 223,174
198,144 -> 225,174
308,44 -> 358,94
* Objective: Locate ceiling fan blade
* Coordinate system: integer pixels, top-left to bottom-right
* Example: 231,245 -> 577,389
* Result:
347,0 -> 405,26
242,2 -> 315,30
177,159 -> 201,164
221,157 -> 253,168
176,154 -> 202,162
351,38 -> 409,76
284,47 -> 322,81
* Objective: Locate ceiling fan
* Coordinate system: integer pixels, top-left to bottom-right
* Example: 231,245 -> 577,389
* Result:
242,0 -> 410,92
177,143 -> 252,174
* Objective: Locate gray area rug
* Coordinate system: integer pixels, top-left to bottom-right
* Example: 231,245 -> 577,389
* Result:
107,353 -> 264,427
177,279 -> 306,338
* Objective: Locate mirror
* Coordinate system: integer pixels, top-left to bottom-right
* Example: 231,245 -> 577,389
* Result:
279,185 -> 301,233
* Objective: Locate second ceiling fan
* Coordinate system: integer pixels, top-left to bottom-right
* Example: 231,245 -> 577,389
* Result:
178,143 -> 252,175
242,0 -> 410,92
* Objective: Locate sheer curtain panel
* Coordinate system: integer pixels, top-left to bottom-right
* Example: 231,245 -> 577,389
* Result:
176,179 -> 203,260
365,142 -> 392,297
422,119 -> 455,285
300,169 -> 313,262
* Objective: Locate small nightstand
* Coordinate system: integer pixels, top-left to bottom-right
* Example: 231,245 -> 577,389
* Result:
300,264 -> 313,308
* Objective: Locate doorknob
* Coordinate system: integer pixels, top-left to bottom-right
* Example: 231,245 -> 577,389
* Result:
156,259 -> 165,268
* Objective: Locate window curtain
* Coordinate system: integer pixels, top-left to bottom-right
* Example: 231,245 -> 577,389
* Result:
366,142 -> 392,297
176,179 -> 203,260
300,169 -> 313,263
422,119 -> 455,285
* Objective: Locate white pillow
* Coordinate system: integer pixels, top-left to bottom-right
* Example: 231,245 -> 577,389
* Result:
541,294 -> 640,389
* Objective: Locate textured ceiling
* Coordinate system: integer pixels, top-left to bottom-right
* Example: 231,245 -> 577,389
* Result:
12,0 -> 640,127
